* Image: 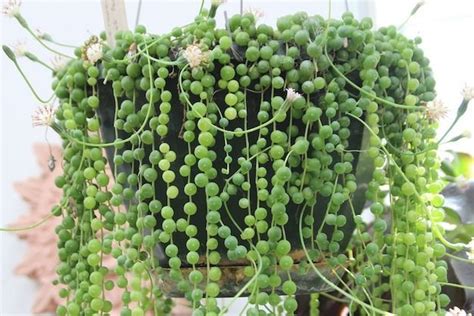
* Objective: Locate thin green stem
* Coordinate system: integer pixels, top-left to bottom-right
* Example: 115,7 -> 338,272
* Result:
319,291 -> 349,304
324,50 -> 420,110
0,214 -> 53,232
44,38 -> 77,49
298,206 -> 393,316
317,175 -> 339,236
178,64 -> 292,136
136,42 -> 184,65
437,99 -> 470,145
398,1 -> 425,30
439,282 -> 474,291
445,252 -> 474,264
198,0 -> 205,15
16,15 -> 74,59
218,249 -> 263,316
62,44 -> 155,148
12,59 -> 54,103
322,4 -> 421,111
347,112 -> 465,251
24,52 -> 55,71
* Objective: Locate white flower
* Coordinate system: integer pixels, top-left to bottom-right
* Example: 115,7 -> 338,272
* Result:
32,104 -> 56,127
462,129 -> 472,139
285,88 -> 302,103
466,237 -> 474,262
462,85 -> 474,101
51,55 -> 67,72
244,7 -> 264,21
446,307 -> 472,316
183,44 -> 209,69
425,99 -> 448,122
85,42 -> 103,64
13,41 -> 26,57
82,36 -> 104,64
211,0 -> 226,6
2,0 -> 21,17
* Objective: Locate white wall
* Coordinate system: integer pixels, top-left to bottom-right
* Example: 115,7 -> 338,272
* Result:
1,1 -> 472,315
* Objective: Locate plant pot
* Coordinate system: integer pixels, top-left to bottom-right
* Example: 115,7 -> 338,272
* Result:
97,66 -> 373,297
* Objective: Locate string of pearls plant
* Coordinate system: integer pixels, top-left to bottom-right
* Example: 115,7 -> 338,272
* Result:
2,0 -> 474,315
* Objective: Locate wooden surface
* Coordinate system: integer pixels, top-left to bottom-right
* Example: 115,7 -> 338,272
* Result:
101,0 -> 129,47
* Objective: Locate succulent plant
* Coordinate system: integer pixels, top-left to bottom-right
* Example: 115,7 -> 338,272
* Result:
2,1 -> 474,315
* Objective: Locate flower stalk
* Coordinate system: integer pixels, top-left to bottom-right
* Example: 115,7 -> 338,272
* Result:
2,45 -> 54,103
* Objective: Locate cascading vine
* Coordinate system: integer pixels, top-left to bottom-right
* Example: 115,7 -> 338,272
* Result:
5,1 -> 472,315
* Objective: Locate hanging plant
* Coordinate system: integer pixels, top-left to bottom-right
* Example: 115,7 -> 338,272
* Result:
2,0 -> 474,315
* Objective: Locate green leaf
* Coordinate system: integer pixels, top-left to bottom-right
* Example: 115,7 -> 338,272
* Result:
443,207 -> 462,225
450,152 -> 474,178
446,224 -> 474,244
441,160 -> 458,177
